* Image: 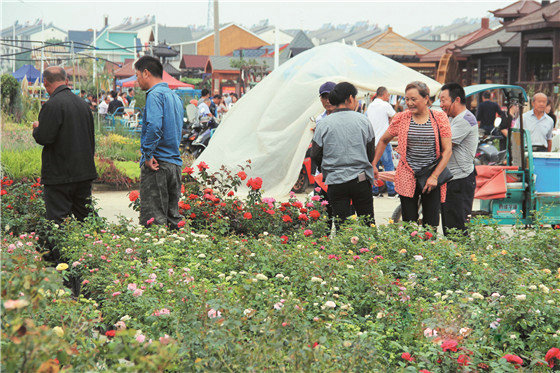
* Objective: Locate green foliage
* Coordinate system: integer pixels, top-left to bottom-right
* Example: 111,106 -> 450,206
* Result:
1,176 -> 560,371
1,74 -> 20,114
1,148 -> 42,179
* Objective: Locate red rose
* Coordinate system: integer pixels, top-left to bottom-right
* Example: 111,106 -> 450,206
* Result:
546,348 -> 560,368
280,235 -> 288,244
401,352 -> 414,362
243,212 -> 252,219
177,221 -> 186,228
266,209 -> 275,215
197,162 -> 209,171
0,189 -> 7,196
246,177 -> 263,190
178,201 -> 191,210
188,194 -> 198,200
502,354 -> 523,366
457,354 -> 470,366
282,215 -> 292,223
182,166 -> 194,175
227,191 -> 234,197
309,210 -> 321,219
190,213 -> 196,219
237,171 -> 247,180
424,231 -> 433,240
441,340 -> 458,352
128,190 -> 139,202
298,214 -> 309,221
303,229 -> 313,237
105,330 -> 116,337
419,370 -> 432,373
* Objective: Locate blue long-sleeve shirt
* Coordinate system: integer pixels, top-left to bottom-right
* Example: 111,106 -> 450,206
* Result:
140,82 -> 184,166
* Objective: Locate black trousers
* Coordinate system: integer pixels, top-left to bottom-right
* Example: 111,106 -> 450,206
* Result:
140,160 -> 182,228
399,182 -> 441,228
441,171 -> 476,236
43,180 -> 94,223
327,178 -> 374,228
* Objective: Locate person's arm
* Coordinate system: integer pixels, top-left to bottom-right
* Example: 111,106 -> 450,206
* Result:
366,121 -> 376,162
547,124 -> 553,152
141,94 -> 164,166
548,140 -> 552,152
310,140 -> 323,170
32,102 -> 62,145
372,131 -> 394,179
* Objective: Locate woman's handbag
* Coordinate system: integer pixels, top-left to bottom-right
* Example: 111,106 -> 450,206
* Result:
414,111 -> 453,191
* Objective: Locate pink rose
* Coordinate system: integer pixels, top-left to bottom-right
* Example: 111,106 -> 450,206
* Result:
127,283 -> 137,291
136,334 -> 146,343
133,289 -> 143,297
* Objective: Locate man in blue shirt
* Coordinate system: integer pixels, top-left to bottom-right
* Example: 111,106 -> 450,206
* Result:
135,56 -> 184,228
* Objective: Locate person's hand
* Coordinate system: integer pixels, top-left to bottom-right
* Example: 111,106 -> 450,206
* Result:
32,121 -> 39,128
423,174 -> 438,194
373,166 -> 379,180
145,157 -> 159,171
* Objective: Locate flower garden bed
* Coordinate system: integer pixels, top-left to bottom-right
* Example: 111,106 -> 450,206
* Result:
1,167 -> 560,371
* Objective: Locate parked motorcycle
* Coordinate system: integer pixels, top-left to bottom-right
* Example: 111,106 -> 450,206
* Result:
191,117 -> 219,158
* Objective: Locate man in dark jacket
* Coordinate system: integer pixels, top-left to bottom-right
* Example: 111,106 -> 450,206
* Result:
32,66 -> 98,223
107,90 -> 124,115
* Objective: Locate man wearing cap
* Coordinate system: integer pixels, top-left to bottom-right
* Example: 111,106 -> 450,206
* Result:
366,86 -> 396,197
317,82 -> 336,122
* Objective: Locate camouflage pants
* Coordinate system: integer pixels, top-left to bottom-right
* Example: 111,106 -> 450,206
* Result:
140,160 -> 182,228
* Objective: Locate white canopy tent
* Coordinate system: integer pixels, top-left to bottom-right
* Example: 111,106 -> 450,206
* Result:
196,43 -> 442,197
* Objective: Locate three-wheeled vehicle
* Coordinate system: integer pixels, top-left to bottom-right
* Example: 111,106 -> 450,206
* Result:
473,88 -> 560,227
391,84 -> 560,227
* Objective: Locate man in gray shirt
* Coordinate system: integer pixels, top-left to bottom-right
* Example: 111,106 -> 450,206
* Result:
438,83 -> 478,236
515,92 -> 554,152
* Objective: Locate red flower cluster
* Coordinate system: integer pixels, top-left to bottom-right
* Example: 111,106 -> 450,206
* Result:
502,354 -> 523,367
401,352 -> 414,362
237,171 -> 247,180
441,340 -> 458,352
197,162 -> 209,171
105,330 -> 116,337
246,177 -> 263,190
546,348 -> 560,368
457,354 -> 470,366
183,166 -> 194,175
243,212 -> 252,219
129,190 -> 139,202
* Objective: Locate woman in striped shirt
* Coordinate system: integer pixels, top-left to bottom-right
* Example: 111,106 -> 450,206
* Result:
372,81 -> 452,227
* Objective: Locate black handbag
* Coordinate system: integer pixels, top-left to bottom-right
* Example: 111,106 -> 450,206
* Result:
414,111 -> 453,191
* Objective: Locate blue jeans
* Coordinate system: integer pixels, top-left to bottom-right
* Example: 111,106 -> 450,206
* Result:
372,145 -> 395,194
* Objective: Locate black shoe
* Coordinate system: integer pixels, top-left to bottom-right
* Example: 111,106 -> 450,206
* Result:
372,192 -> 382,198
387,193 -> 398,198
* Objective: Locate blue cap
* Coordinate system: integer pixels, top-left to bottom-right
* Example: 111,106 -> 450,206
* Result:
319,81 -> 336,95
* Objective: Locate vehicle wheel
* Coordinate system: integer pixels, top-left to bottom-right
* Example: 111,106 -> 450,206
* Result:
192,148 -> 202,158
291,170 -> 308,194
391,204 -> 402,223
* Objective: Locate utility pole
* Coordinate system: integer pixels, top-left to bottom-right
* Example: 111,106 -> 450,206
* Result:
12,23 -> 16,72
213,0 -> 220,56
93,28 -> 97,85
274,25 -> 279,70
71,41 -> 76,88
40,19 -> 45,99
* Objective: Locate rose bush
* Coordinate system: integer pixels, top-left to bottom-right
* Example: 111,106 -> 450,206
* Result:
1,171 -> 559,371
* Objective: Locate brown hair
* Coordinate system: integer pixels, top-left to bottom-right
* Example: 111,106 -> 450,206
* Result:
405,81 -> 430,98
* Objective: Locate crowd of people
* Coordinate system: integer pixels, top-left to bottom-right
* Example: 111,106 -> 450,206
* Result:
31,58 -> 557,238
310,80 -> 557,236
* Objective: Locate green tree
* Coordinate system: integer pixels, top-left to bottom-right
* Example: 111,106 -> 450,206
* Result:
1,74 -> 20,115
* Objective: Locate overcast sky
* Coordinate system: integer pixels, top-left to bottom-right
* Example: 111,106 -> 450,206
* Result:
3,0 -> 514,36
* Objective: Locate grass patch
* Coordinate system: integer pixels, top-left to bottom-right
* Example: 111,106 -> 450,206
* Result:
114,160 -> 140,179
1,148 -> 42,179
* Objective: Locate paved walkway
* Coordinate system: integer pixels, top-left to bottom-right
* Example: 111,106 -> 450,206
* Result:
92,190 -> 404,225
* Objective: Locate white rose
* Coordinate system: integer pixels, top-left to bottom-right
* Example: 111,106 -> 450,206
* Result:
255,274 -> 268,281
324,301 -> 336,309
472,292 -> 484,299
516,294 -> 526,301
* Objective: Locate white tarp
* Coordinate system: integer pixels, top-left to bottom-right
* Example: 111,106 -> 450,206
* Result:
196,42 -> 441,197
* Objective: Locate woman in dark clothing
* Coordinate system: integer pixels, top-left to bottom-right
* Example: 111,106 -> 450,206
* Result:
311,82 -> 375,228
546,98 -> 557,127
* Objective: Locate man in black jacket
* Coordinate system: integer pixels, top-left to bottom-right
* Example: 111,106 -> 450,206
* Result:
32,66 -> 98,223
